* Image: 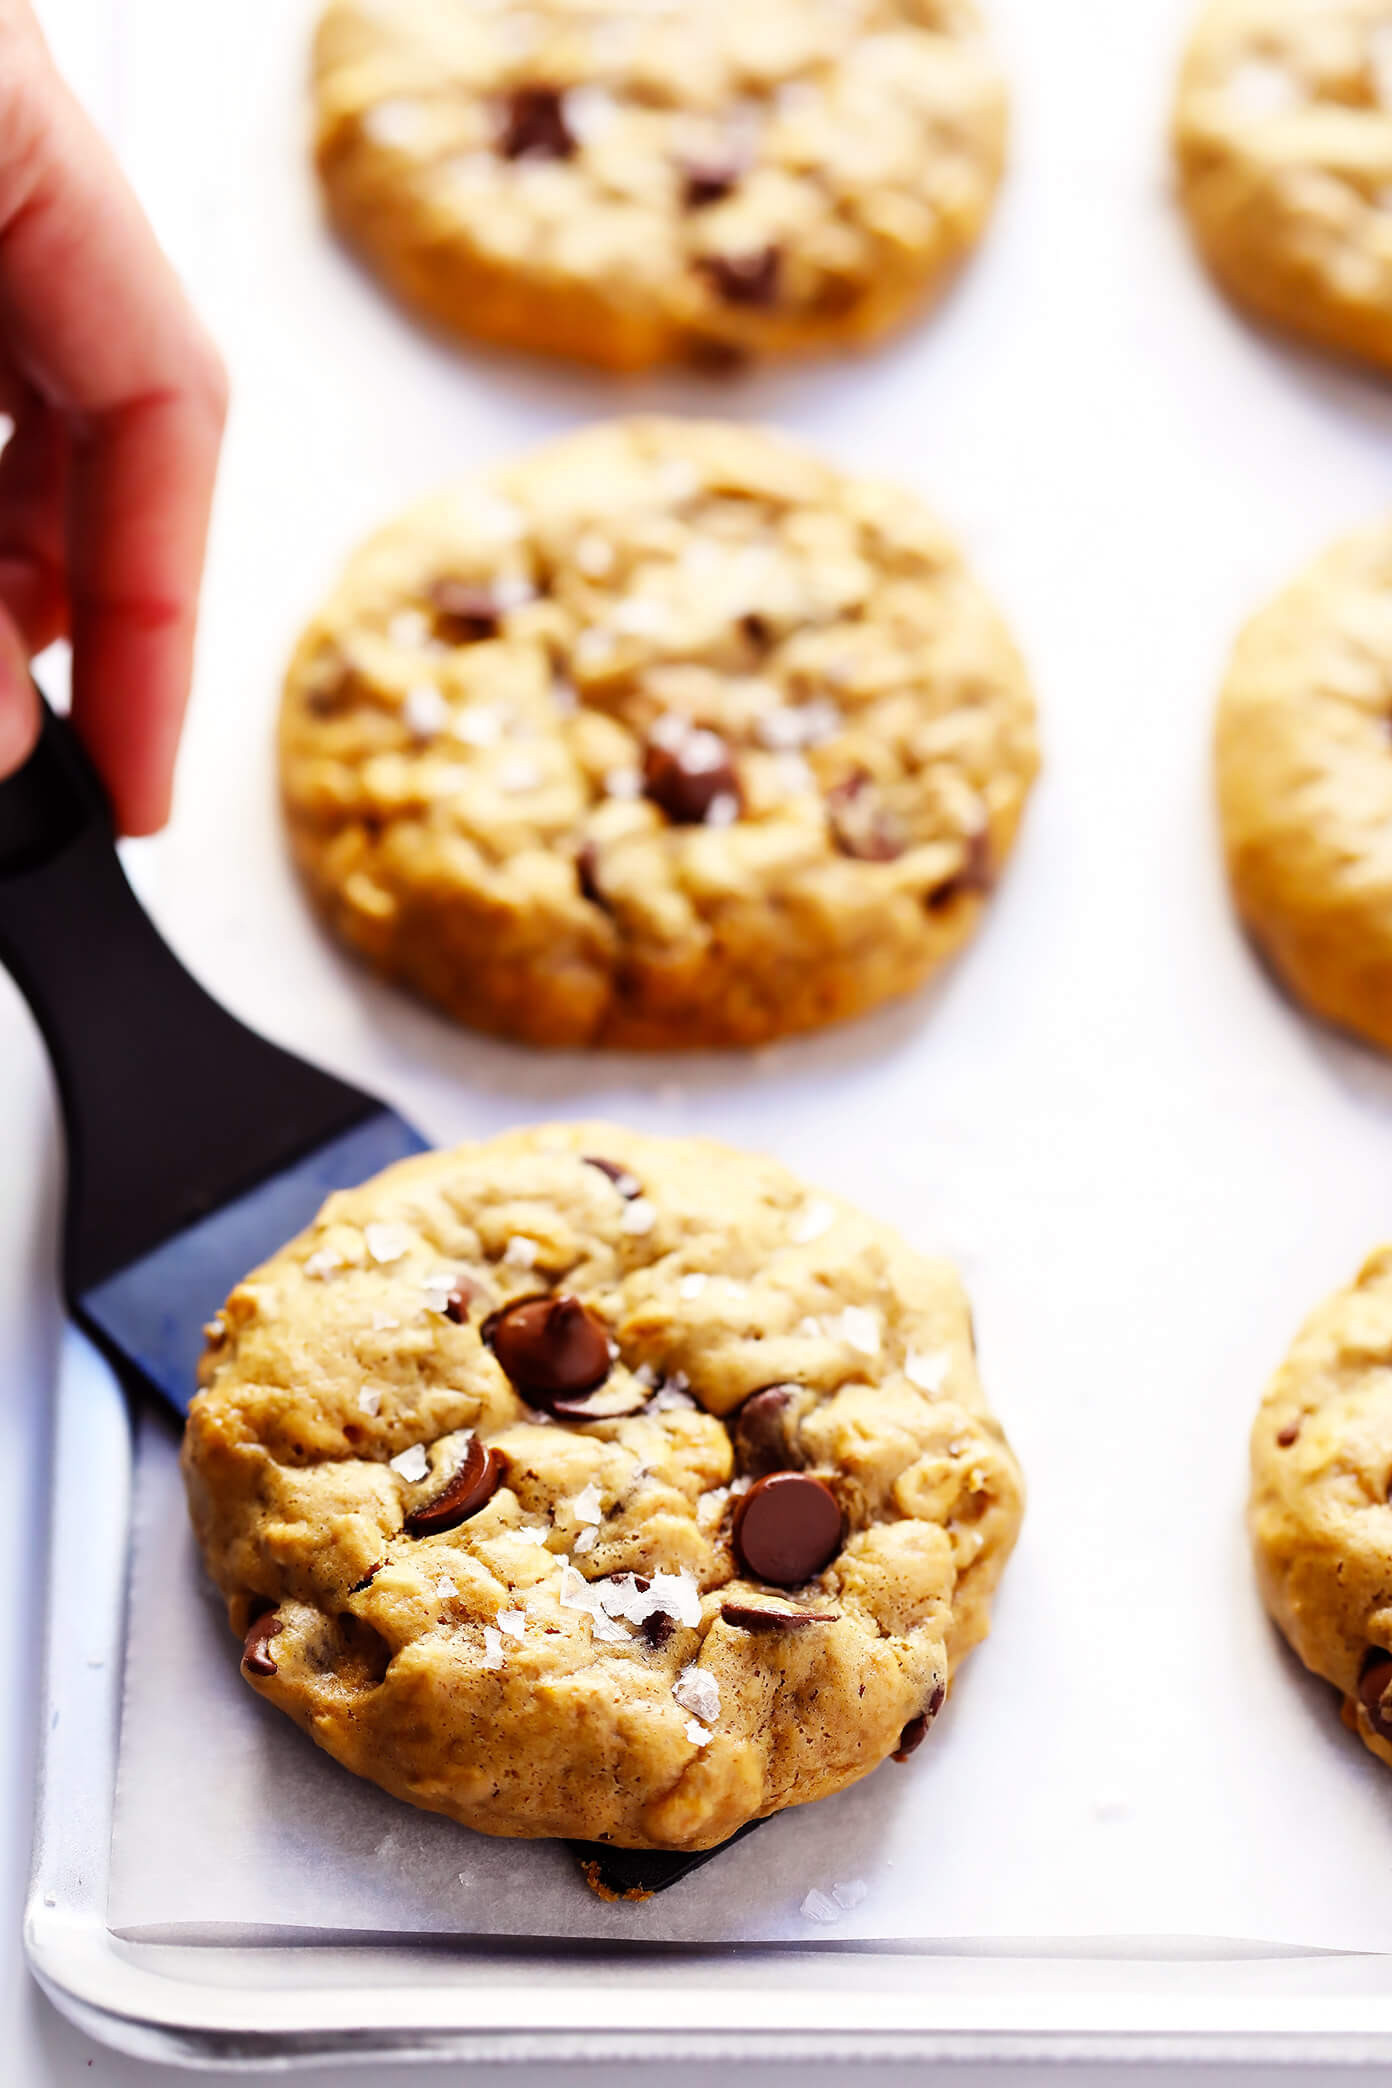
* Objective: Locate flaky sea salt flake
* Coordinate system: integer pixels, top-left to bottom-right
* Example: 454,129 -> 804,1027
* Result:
832,1878 -> 868,1911
905,1349 -> 950,1394
621,1198 -> 657,1237
800,1888 -> 841,1925
685,1718 -> 710,1748
789,1198 -> 836,1245
481,1626 -> 505,1671
357,1388 -> 383,1418
835,1306 -> 881,1356
389,1443 -> 429,1483
498,1609 -> 526,1640
304,1246 -> 343,1280
503,1235 -> 539,1270
365,1223 -> 409,1266
673,1664 -> 720,1725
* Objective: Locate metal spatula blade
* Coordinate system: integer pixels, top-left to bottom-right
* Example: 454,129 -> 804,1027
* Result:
0,695 -> 749,1895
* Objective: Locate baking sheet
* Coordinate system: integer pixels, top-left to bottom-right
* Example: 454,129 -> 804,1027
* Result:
105,0 -> 1392,1951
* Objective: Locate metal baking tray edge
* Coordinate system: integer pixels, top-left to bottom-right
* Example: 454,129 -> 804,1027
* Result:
23,1329 -> 1392,2071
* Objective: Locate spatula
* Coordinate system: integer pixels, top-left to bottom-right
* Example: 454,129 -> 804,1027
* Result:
0,694 -> 749,1899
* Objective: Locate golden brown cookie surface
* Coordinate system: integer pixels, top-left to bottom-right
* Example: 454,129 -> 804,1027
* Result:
1175,0 -> 1392,370
182,1123 -> 1024,1851
1215,518 -> 1392,1053
280,419 -> 1039,1051
312,0 -> 1008,370
1251,1247 -> 1392,1770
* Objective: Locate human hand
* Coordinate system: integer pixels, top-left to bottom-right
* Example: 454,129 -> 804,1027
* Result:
0,1 -> 226,833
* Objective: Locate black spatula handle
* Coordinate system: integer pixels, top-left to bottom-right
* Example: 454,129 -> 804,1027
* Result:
0,698 -> 376,1297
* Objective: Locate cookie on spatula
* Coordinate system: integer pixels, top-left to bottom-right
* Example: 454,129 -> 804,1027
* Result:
182,1123 -> 1024,1852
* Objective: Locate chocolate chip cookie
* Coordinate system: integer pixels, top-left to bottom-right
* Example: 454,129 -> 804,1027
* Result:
1251,1246 -> 1392,1770
1175,0 -> 1392,371
1215,518 -> 1392,1053
280,418 -> 1039,1051
182,1124 -> 1024,1852
311,0 -> 1008,371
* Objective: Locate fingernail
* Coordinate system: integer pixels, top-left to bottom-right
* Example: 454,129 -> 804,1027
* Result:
0,612 -> 37,778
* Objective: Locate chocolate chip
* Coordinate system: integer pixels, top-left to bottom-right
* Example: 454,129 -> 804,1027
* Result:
892,1684 -> 945,1762
732,1472 -> 842,1587
576,841 -> 607,907
405,1438 -> 507,1537
683,333 -> 752,375
1360,1652 -> 1392,1742
348,1564 -> 384,1596
643,731 -> 740,826
430,579 -> 501,643
893,1715 -> 928,1761
584,1155 -> 642,1199
697,246 -> 781,308
499,85 -> 576,161
731,1386 -> 803,1478
740,612 -> 771,647
1276,1419 -> 1301,1448
927,825 -> 995,911
680,153 -> 746,210
549,1379 -> 650,1423
484,1293 -> 613,1405
242,1610 -> 282,1678
641,1611 -> 676,1649
720,1602 -> 836,1633
827,772 -> 903,863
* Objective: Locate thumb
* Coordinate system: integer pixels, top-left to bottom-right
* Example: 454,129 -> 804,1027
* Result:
0,603 -> 38,779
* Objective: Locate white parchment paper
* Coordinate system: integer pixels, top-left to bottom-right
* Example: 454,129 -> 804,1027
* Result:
106,0 -> 1392,1949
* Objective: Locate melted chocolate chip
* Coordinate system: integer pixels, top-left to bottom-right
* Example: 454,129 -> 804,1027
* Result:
927,825 -> 995,911
549,1380 -> 650,1423
732,1472 -> 842,1587
484,1293 -> 612,1405
584,1155 -> 642,1199
698,246 -> 781,308
1360,1652 -> 1392,1742
641,1611 -> 676,1649
242,1610 -> 282,1678
827,772 -> 903,863
430,579 -> 501,643
643,731 -> 740,826
1276,1419 -> 1301,1449
348,1564 -> 385,1596
732,1386 -> 803,1478
499,84 -> 576,161
892,1684 -> 945,1762
680,153 -> 746,209
720,1602 -> 836,1633
405,1438 -> 507,1537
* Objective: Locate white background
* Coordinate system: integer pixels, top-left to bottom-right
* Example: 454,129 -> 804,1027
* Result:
5,0 -> 1392,2076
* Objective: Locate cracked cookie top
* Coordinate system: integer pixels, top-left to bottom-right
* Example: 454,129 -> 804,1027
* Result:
1175,0 -> 1392,370
280,418 -> 1038,1050
312,0 -> 1008,369
182,1122 -> 1024,1852
1251,1246 -> 1392,1772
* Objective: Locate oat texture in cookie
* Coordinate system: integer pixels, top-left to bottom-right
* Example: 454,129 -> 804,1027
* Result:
280,419 -> 1039,1051
1175,0 -> 1392,370
181,1124 -> 1024,1851
1250,1247 -> 1392,1771
311,0 -> 1007,372
1215,518 -> 1392,1054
